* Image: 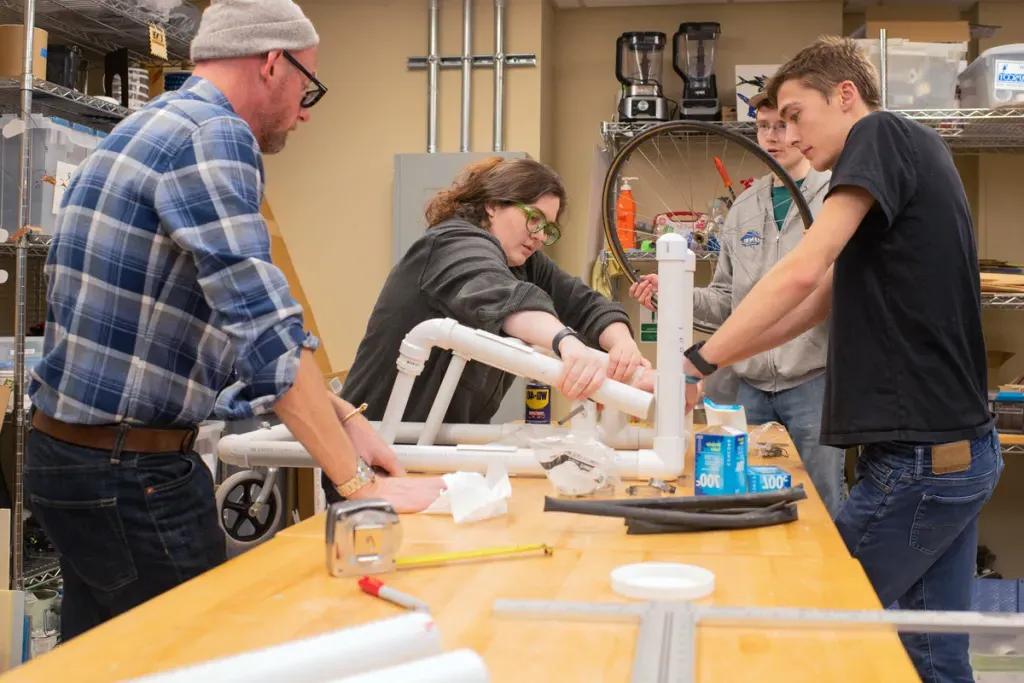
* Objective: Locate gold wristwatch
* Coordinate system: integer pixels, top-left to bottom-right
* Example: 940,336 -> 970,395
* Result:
336,457 -> 376,498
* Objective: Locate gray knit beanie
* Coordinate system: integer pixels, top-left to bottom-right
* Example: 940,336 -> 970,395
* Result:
190,0 -> 319,62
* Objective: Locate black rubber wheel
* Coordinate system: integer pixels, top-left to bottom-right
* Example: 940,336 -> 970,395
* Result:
601,120 -> 815,333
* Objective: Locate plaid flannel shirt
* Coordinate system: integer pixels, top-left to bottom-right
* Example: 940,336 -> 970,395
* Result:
29,76 -> 318,427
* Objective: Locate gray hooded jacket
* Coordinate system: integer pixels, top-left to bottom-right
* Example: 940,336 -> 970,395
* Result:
695,168 -> 832,393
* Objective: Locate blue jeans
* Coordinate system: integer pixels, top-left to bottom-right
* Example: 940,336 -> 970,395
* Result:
836,429 -> 1002,683
736,375 -> 847,517
24,428 -> 226,641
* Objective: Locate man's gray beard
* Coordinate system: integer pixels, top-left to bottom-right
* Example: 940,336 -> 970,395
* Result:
261,131 -> 288,155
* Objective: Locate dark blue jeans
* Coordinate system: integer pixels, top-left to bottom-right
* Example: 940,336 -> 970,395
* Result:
24,428 -> 226,641
836,429 -> 1002,683
736,375 -> 847,517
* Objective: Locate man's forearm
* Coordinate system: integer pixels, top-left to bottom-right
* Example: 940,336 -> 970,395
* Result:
700,251 -> 821,368
718,270 -> 832,365
274,350 -> 358,487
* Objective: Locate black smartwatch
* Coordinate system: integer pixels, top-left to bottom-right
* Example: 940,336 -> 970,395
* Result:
552,327 -> 584,359
684,340 -> 718,377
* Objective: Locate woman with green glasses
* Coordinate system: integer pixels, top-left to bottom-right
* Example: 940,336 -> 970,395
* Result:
324,157 -> 645,504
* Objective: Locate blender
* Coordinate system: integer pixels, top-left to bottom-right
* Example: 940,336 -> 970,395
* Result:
673,22 -> 722,121
616,31 -> 671,123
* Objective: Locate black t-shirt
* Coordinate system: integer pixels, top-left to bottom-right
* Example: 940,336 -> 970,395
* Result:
821,111 -> 993,447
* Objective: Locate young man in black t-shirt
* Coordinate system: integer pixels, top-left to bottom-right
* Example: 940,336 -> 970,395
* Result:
677,37 -> 1001,682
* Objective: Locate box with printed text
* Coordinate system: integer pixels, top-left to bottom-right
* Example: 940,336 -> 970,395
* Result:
695,426 -> 747,496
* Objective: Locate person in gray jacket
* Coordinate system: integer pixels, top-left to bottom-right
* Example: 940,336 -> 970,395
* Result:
630,93 -> 846,516
324,157 -> 646,504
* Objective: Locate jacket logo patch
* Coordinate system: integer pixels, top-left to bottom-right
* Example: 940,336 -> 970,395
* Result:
741,231 -> 762,248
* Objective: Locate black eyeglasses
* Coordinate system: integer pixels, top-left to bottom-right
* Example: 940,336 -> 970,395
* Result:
282,51 -> 328,108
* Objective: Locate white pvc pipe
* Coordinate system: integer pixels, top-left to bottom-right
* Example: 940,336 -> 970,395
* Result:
217,438 -> 681,480
653,233 -> 695,474
418,353 -> 468,446
219,420 -> 655,452
390,319 -> 654,424
122,613 -> 441,683
328,650 -> 489,683
380,370 -> 418,445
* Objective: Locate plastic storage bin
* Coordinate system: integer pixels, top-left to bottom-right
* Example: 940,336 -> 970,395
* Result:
856,38 -> 967,109
0,115 -> 103,236
959,44 -> 1024,109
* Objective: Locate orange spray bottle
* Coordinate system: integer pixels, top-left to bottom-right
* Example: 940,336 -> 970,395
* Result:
615,177 -> 638,250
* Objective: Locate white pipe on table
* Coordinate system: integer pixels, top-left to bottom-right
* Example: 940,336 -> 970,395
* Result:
383,319 -> 654,434
219,421 -> 655,451
121,613 -> 441,683
328,650 -> 489,683
217,438 -> 681,480
653,233 -> 695,475
418,353 -> 469,446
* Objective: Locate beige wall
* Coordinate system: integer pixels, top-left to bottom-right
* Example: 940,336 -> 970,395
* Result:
264,0 -> 546,370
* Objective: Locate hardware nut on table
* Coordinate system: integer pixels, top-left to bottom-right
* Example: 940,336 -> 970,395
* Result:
326,499 -> 402,577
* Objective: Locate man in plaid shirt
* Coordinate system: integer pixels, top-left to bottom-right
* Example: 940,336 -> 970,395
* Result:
25,0 -> 444,640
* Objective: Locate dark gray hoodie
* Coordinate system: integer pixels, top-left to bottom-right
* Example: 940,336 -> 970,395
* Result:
341,220 -> 632,425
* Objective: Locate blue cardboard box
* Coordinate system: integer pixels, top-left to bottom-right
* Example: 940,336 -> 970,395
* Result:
695,426 -> 747,495
746,465 -> 792,493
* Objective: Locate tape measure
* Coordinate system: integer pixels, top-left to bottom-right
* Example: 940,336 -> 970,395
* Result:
493,599 -> 1024,683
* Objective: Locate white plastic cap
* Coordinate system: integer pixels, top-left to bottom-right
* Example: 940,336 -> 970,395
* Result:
611,562 -> 715,601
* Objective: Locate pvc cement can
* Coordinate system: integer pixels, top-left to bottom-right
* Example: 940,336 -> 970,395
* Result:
525,380 -> 551,424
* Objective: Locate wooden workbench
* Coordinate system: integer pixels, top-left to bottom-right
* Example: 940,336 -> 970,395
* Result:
2,436 -> 920,682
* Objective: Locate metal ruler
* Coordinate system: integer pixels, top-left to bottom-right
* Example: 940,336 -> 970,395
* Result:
493,599 -> 1024,683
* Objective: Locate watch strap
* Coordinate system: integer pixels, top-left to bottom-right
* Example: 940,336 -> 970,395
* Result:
552,327 -> 583,359
336,457 -> 376,498
684,341 -> 718,377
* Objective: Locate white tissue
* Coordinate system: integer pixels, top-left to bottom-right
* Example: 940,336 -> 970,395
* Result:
419,463 -> 512,523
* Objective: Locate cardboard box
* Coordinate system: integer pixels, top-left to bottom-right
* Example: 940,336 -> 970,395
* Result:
747,465 -> 792,493
0,26 -> 48,80
695,426 -> 747,496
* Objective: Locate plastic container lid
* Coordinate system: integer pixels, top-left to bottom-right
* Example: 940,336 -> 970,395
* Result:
610,562 -> 715,601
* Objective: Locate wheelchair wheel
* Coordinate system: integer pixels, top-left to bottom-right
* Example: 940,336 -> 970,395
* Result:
216,470 -> 284,550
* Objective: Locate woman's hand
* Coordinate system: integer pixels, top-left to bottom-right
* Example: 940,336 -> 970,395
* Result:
606,338 -> 649,384
628,274 -> 659,311
556,336 -> 607,401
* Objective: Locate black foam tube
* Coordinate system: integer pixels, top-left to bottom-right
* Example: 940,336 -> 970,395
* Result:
624,505 -> 799,535
543,497 -> 800,528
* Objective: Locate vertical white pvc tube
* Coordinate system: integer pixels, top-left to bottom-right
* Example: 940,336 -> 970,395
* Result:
380,372 -> 418,445
418,354 -> 469,445
654,233 -> 695,473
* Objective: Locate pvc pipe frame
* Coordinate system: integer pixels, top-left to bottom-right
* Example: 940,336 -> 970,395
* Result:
217,235 -> 696,481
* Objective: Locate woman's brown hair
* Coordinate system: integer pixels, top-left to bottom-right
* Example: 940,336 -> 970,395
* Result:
424,157 -> 568,227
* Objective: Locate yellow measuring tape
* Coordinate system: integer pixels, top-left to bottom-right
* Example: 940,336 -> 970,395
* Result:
396,543 -> 553,570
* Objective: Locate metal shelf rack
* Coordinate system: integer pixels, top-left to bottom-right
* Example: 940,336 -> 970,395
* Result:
6,0 -> 199,594
601,108 -> 1024,156
0,77 -> 128,131
0,0 -> 197,62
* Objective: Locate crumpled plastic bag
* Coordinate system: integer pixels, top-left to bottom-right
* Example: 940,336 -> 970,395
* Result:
530,431 -> 618,497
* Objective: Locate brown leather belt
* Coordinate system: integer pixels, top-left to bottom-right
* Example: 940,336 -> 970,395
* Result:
31,411 -> 198,454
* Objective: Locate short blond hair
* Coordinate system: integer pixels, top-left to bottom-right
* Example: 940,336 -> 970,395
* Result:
766,36 -> 882,110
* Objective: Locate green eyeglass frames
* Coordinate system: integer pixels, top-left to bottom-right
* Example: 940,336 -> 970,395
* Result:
514,202 -> 561,246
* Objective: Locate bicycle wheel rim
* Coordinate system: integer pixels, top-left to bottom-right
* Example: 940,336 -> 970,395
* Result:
601,120 -> 815,333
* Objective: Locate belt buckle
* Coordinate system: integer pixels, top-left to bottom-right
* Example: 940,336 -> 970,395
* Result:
181,426 -> 199,454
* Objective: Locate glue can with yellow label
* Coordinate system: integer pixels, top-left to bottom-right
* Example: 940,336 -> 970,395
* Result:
525,380 -> 551,424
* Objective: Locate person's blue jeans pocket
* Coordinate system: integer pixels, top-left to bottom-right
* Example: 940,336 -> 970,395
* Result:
835,428 -> 1002,683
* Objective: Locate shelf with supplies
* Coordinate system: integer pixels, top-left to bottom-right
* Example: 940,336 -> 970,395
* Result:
601,108 -> 1024,155
24,555 -> 61,589
603,252 -> 1023,313
0,77 -> 128,131
0,240 -> 51,258
0,0 -> 198,63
